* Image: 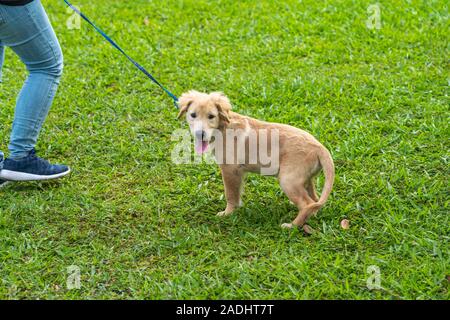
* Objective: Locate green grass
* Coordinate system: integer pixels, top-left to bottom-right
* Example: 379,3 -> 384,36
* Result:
0,0 -> 448,299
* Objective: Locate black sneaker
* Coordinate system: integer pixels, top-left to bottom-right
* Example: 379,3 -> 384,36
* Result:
0,149 -> 70,181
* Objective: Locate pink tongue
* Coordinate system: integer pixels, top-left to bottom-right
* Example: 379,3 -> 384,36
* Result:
195,141 -> 208,154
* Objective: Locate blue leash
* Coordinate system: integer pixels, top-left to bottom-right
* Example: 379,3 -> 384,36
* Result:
63,0 -> 179,108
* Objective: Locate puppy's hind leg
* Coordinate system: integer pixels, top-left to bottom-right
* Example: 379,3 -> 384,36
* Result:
279,174 -> 315,231
281,189 -> 316,230
217,165 -> 244,216
306,179 -> 319,202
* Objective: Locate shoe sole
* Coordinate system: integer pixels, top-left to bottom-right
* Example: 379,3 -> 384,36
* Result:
0,168 -> 71,181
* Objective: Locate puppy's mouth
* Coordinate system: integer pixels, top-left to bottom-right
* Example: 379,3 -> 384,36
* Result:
195,139 -> 209,154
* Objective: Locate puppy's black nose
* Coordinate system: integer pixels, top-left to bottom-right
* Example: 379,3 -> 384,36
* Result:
195,130 -> 206,141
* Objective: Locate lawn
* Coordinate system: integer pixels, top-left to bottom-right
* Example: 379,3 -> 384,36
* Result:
0,0 -> 448,299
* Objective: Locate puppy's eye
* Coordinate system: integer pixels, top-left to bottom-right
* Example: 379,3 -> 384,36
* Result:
190,113 -> 197,118
208,114 -> 216,120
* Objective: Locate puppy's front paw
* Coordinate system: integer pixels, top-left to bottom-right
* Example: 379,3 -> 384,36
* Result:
281,223 -> 294,229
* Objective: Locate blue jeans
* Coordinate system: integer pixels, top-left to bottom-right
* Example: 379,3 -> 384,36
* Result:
0,0 -> 63,164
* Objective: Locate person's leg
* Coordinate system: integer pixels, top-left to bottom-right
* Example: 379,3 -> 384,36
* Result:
0,0 -> 63,159
1,42 -> 8,187
0,1 -> 69,182
0,43 -> 4,167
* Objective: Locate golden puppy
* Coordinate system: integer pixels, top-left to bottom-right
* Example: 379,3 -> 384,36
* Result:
178,90 -> 335,231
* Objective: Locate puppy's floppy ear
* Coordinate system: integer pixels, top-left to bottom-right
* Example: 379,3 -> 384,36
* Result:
177,90 -> 199,119
210,92 -> 232,125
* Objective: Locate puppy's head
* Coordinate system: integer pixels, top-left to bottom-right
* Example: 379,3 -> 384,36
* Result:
178,90 -> 232,154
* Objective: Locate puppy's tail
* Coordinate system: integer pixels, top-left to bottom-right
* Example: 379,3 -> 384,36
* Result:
295,148 -> 335,226
316,148 -> 335,208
